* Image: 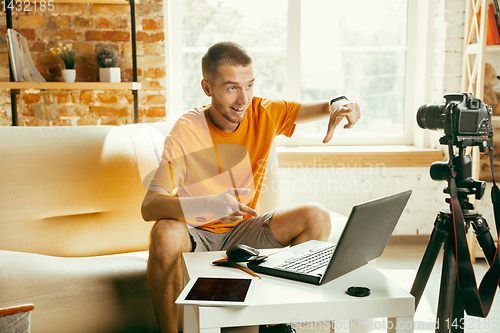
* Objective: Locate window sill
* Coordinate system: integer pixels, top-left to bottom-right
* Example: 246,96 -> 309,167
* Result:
277,145 -> 443,168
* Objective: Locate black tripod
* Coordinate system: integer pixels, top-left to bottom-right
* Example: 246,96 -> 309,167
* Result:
410,152 -> 498,333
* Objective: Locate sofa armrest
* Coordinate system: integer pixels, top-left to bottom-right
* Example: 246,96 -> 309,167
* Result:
0,304 -> 34,333
0,304 -> 35,317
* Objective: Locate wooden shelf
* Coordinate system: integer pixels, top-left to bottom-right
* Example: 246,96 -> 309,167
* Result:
464,43 -> 500,55
5,0 -> 140,124
0,82 -> 141,90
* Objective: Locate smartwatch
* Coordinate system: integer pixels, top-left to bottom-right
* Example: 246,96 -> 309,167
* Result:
330,96 -> 348,106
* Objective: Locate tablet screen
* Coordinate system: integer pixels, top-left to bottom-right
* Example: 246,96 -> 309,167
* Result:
185,277 -> 252,302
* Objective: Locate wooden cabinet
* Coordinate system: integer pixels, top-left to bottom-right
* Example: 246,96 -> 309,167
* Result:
3,0 -> 140,125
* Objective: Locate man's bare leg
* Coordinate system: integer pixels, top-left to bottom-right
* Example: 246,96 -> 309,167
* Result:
269,203 -> 332,246
147,219 -> 192,333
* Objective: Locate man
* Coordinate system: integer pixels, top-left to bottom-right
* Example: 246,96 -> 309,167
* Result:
141,42 -> 360,333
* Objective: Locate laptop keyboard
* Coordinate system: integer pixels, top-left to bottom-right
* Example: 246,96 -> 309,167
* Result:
274,244 -> 336,274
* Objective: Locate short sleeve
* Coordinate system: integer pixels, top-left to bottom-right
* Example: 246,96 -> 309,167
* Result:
149,136 -> 186,195
260,98 -> 301,138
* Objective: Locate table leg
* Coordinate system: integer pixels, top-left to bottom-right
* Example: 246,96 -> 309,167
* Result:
184,305 -> 198,333
388,317 -> 414,333
330,320 -> 350,333
200,328 -> 221,333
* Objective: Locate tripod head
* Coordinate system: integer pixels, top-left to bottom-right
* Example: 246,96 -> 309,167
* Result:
430,148 -> 486,202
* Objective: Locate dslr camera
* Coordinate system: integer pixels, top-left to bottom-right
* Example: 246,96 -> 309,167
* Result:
417,93 -> 493,151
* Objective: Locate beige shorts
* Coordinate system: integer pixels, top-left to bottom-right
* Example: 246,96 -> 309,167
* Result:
188,210 -> 284,252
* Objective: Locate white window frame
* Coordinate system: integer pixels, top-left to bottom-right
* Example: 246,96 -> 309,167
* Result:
165,0 -> 433,147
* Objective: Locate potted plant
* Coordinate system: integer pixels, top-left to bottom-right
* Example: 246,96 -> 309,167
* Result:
50,43 -> 77,82
95,46 -> 121,83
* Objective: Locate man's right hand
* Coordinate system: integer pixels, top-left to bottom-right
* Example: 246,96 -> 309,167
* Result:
211,188 -> 258,223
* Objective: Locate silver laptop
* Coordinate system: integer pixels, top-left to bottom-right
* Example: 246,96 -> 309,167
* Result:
247,190 -> 412,285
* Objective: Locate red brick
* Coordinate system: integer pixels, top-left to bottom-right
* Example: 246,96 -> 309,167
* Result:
100,118 -> 122,126
49,16 -> 71,28
85,30 -> 130,42
79,91 -> 94,104
22,93 -> 41,104
44,29 -> 79,40
58,106 -> 71,117
143,81 -> 164,91
91,4 -> 129,15
95,18 -> 111,29
18,16 -> 47,29
144,68 -> 166,79
52,119 -> 72,126
145,94 -> 166,105
137,31 -> 164,43
48,92 -> 72,104
20,106 -> 35,117
146,106 -> 166,118
51,4 -> 83,15
90,106 -> 129,117
124,94 -> 134,104
37,53 -> 60,66
77,118 -> 99,126
31,43 -> 46,53
20,118 -> 51,127
17,29 -> 35,40
77,43 -> 94,52
96,93 -> 118,104
136,4 -> 162,15
142,18 -> 163,31
123,68 -> 143,79
74,18 -> 92,29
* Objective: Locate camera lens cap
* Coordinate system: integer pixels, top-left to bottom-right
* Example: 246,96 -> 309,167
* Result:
346,286 -> 371,297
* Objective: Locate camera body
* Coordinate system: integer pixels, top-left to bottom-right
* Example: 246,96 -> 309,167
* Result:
417,93 -> 493,151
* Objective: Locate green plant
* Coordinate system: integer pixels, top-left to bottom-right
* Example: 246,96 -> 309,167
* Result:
50,43 -> 77,69
95,47 -> 120,68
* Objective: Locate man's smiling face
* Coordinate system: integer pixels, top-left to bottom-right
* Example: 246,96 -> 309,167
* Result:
202,64 -> 255,132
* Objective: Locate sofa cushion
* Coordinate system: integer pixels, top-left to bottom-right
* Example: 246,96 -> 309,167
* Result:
0,250 -> 158,333
0,125 -> 158,257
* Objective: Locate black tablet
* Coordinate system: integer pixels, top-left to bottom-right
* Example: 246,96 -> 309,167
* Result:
175,276 -> 258,306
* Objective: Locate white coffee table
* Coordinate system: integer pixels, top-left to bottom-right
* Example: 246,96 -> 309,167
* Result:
181,250 -> 414,333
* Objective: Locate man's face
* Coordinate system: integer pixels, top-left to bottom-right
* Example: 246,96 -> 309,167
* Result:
203,64 -> 255,132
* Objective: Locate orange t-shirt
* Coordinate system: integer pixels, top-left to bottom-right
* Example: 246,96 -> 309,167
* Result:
149,97 -> 300,233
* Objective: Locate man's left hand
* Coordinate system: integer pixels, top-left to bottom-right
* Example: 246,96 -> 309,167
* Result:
323,100 -> 361,144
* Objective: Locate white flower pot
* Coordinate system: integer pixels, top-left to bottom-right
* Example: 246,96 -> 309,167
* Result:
61,69 -> 76,83
99,67 -> 121,83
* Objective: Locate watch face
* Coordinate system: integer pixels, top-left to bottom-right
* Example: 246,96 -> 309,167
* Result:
330,96 -> 347,105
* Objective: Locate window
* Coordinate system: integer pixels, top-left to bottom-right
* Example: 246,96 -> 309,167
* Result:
167,0 -> 420,146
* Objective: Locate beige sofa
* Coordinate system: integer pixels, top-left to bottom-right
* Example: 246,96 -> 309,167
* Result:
0,123 -> 346,333
0,124 -> 161,333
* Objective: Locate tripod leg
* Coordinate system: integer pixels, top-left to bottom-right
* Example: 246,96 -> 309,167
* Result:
451,280 -> 464,333
436,229 -> 457,333
472,216 -> 497,266
411,214 -> 446,309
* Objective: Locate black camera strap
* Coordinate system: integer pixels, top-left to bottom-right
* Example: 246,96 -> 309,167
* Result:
488,148 -> 500,228
449,148 -> 500,317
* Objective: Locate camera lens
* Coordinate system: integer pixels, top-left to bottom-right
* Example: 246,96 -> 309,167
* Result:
417,104 -> 445,130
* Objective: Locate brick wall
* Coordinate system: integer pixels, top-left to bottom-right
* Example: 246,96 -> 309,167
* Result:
0,1 -> 166,126
431,0 -> 464,102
